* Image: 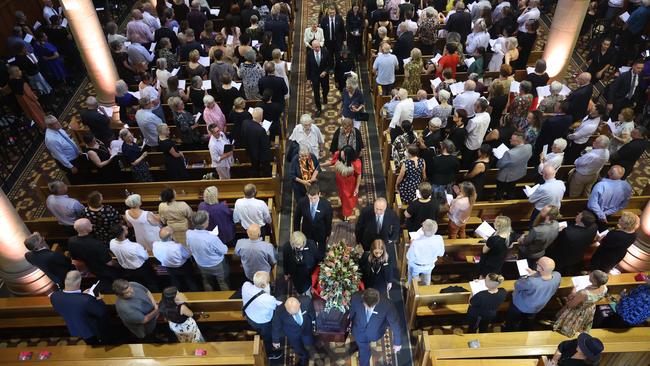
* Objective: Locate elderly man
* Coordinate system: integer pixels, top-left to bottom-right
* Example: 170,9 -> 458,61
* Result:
135,96 -> 163,151
565,103 -> 604,162
373,42 -> 399,96
235,224 -> 277,281
207,123 -> 233,180
112,279 -> 159,340
288,114 -> 325,158
186,211 -> 230,291
568,135 -> 610,197
126,9 -> 154,45
518,205 -> 560,265
24,232 -> 74,288
258,61 -> 288,107
44,115 -> 83,181
272,297 -> 317,365
528,165 -> 566,223
242,271 -> 283,359
50,270 -> 110,344
453,80 -> 481,117
68,219 -> 120,293
496,132 -> 532,200
538,138 -> 567,175
588,165 -> 633,228
241,107 -> 272,177
516,0 -> 540,33
406,219 -> 445,286
413,90 -> 435,118
152,226 -> 199,292
446,1 -> 472,42
465,20 -> 490,54
80,96 -> 113,145
45,180 -> 84,236
505,256 -> 561,331
233,183 -> 273,233
126,40 -> 154,71
355,198 -> 401,252
388,88 -> 414,140
306,40 -> 330,116
564,72 -> 593,120
462,97 -> 490,168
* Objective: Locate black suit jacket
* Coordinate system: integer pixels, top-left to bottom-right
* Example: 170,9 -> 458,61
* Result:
154,27 -> 179,51
258,75 -> 288,104
607,71 -> 636,104
445,11 -> 472,41
348,292 -> 402,345
612,138 -> 650,174
306,48 -> 331,81
565,84 -> 593,120
79,109 -> 113,144
534,114 -> 574,151
241,119 -> 271,164
25,249 -> 75,288
283,240 -> 319,293
320,15 -> 346,44
293,197 -> 333,257
272,296 -> 316,343
355,205 -> 401,250
546,224 -> 597,272
394,31 -> 414,66
50,291 -> 108,340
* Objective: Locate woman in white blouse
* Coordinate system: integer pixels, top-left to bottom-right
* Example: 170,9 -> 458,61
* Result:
538,138 -> 567,174
303,20 -> 324,49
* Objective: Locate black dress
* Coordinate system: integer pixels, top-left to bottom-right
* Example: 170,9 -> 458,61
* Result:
405,199 -> 440,232
488,94 -> 508,129
478,234 -> 513,276
526,72 -> 550,98
586,48 -> 614,80
282,240 -> 318,294
188,87 -> 205,114
212,86 -> 242,117
358,252 -> 393,294
489,125 -> 515,149
589,230 -> 636,272
467,288 -> 507,333
86,144 -> 122,183
228,110 -> 252,147
158,138 -> 189,181
468,161 -> 488,201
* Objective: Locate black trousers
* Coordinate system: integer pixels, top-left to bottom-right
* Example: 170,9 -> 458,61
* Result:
310,77 -> 330,111
504,302 -> 537,332
124,260 -> 160,292
467,314 -> 495,333
165,261 -> 199,292
495,180 -> 517,200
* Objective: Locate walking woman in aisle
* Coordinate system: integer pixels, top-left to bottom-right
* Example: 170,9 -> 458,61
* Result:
159,286 -> 205,342
321,145 -> 362,220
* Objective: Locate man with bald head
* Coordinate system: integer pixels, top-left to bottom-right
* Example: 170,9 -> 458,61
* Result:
235,224 -> 277,281
587,165 -> 633,229
68,218 -> 120,292
505,256 -> 561,331
565,72 -> 593,120
152,226 -> 198,291
355,198 -> 401,252
240,107 -> 272,177
527,165 -> 566,223
126,9 -> 154,45
271,296 -> 316,365
453,80 -> 480,117
80,96 -> 113,145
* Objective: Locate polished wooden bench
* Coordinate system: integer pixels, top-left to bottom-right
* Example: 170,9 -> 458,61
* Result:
416,328 -> 650,366
0,336 -> 267,365
405,272 -> 647,327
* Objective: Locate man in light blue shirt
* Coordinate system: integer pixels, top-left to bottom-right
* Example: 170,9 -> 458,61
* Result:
186,211 -> 230,291
45,180 -> 84,234
135,96 -> 163,149
588,165 -> 633,227
126,41 -> 154,67
413,90 -> 435,118
372,42 -> 399,95
152,227 -> 199,291
43,115 -> 83,181
528,165 -> 566,223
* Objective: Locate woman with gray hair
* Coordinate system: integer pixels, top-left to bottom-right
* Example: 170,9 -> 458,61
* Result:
289,144 -> 320,200
120,129 -> 153,182
288,114 -> 325,157
115,79 -> 139,124
156,58 -> 171,89
237,49 -> 264,99
168,96 -> 203,149
283,231 -> 319,296
554,270 -> 609,337
342,77 -> 364,120
538,81 -> 566,113
431,89 -> 453,128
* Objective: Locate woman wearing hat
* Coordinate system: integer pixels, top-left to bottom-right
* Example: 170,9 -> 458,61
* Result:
549,332 -> 604,365
158,287 -> 205,342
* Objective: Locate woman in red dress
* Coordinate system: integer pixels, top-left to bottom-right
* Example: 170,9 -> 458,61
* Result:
322,145 -> 362,220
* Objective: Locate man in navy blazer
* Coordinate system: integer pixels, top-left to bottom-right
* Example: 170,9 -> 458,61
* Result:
349,289 -> 402,366
293,184 -> 333,261
271,296 -> 316,365
49,270 -> 109,344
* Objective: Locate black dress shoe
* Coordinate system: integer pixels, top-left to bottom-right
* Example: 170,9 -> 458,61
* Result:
315,109 -> 322,117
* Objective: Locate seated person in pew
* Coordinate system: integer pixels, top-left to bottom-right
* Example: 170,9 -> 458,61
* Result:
406,219 -> 445,286
478,215 -> 516,278
505,256 -> 561,332
158,286 -> 205,343
24,232 -> 75,289
45,180 -> 85,237
152,226 -> 200,292
233,183 -> 273,236
467,273 -> 507,333
545,210 -> 597,276
549,332 -> 604,366
272,297 -> 318,366
517,205 -> 560,268
554,270 -> 609,337
187,211 -> 230,291
112,279 -> 160,341
50,270 -> 110,345
404,182 -> 440,232
110,224 -> 160,292
242,271 -> 283,360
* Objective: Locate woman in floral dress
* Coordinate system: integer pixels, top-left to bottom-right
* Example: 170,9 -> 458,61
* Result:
159,287 -> 204,342
554,270 -> 609,337
509,80 -> 534,132
402,48 -> 424,95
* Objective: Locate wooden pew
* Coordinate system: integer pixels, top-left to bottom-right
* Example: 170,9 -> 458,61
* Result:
0,336 -> 268,365
416,328 -> 650,366
405,272 -> 647,327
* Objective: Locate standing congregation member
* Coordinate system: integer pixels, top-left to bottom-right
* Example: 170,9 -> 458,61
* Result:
495,132 -> 532,200
109,224 -> 159,292
24,232 -> 74,288
606,59 -> 644,118
152,227 -> 199,292
241,108 -> 272,177
478,216 -> 515,277
406,219 -> 445,286
462,98 -> 491,168
124,194 -> 162,251
289,114 -> 325,159
112,279 -> 160,340
158,286 -> 205,342
305,40 -> 330,116
198,186 -> 236,245
404,182 -> 440,232
186,211 -> 230,291
359,239 -> 394,294
136,96 -> 163,151
283,231 -> 319,296
80,96 -> 113,146
467,273 -> 507,333
157,123 -> 190,180
564,73 -> 593,121
50,270 -> 110,345
158,188 -> 193,245
517,205 -> 560,267
349,289 -> 402,366
589,212 -> 640,273
68,219 -> 120,293
528,165 -> 566,223
611,127 -> 650,179
355,198 -> 401,252
242,271 -> 283,360
83,191 -> 122,244
587,165 -> 633,229
207,124 -> 234,180
44,115 -> 84,183
505,256 -> 561,331
235,224 -> 277,281
565,103 -> 604,163
272,297 -> 317,365
373,42 -> 399,96
546,210 -> 598,276
448,182 -> 477,239
293,184 -> 333,261
233,184 -> 273,235
568,136 -> 610,198
45,181 -> 84,236
554,270 -> 609,337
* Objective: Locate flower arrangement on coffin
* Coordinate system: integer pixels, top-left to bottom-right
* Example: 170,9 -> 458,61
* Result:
317,240 -> 362,313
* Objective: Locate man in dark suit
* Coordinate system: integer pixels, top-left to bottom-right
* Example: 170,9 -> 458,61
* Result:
293,184 -> 333,261
607,59 -> 644,117
264,15 -> 290,51
564,72 -> 593,121
240,107 -> 272,177
319,5 -> 346,68
349,289 -> 402,366
545,210 -> 598,276
178,29 -> 206,61
393,23 -> 414,71
305,40 -> 331,116
50,270 -> 110,344
24,232 -> 74,289
272,297 -> 316,365
531,101 -> 573,166
445,2 -> 472,43
611,126 -> 650,179
355,198 -> 400,252
154,22 -> 179,51
258,61 -> 288,108
79,96 -> 114,146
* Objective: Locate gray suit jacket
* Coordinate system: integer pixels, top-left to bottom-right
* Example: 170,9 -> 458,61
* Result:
518,221 -> 560,260
496,143 -> 532,182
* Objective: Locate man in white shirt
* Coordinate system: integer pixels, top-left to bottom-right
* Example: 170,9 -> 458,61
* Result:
492,0 -> 511,22
388,88 -> 414,140
565,103 -> 603,162
42,0 -> 61,25
109,224 -> 159,292
152,227 -> 199,291
462,98 -> 491,168
186,211 -> 230,291
516,0 -> 540,33
568,135 -> 610,197
465,19 -> 490,54
208,124 -> 234,179
406,219 -> 445,286
233,183 -> 273,234
453,80 -> 480,117
242,271 -> 283,359
528,165 -> 566,223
